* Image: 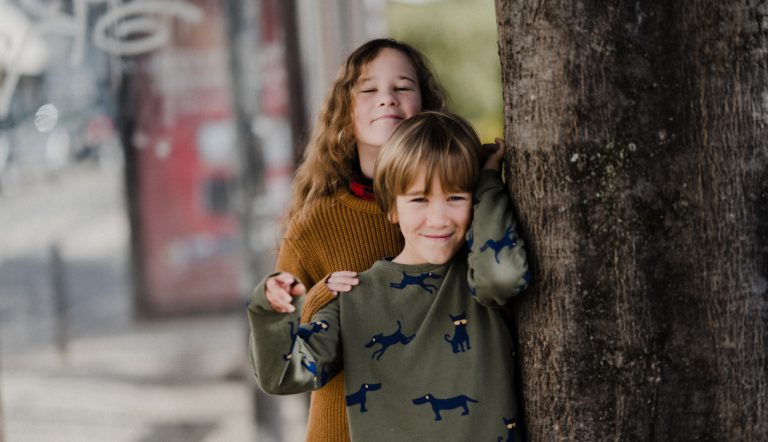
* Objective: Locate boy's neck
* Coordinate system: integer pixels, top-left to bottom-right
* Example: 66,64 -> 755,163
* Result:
391,254 -> 429,265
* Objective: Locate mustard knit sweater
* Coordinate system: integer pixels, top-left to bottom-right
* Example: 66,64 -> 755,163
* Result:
275,189 -> 403,442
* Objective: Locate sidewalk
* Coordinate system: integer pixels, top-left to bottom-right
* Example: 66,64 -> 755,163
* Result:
1,313 -> 257,442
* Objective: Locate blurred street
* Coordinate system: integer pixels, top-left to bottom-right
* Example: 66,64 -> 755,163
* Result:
0,161 -> 305,441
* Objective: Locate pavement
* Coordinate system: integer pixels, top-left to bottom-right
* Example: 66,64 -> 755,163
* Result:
0,159 -> 307,441
2,314 -> 257,441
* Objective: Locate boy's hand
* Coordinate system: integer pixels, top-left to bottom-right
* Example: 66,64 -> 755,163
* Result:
266,272 -> 305,313
325,271 -> 359,296
482,138 -> 506,171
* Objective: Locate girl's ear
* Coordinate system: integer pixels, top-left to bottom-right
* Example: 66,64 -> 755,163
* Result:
388,209 -> 399,224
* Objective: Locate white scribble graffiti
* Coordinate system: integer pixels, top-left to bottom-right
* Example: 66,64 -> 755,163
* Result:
93,1 -> 203,56
0,0 -> 204,118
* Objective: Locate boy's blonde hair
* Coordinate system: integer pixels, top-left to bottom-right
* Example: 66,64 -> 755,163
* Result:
286,39 -> 446,221
374,111 -> 481,218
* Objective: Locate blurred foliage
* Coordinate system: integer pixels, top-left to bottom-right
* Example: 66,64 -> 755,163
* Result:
385,0 -> 503,142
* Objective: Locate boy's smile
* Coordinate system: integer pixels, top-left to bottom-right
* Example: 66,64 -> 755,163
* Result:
391,170 -> 472,266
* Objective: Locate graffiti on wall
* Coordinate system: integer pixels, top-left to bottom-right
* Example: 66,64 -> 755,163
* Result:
0,0 -> 204,118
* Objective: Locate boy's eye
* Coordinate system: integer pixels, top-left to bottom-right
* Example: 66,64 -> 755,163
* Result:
360,88 -> 376,94
448,195 -> 468,202
394,87 -> 414,92
409,196 -> 427,203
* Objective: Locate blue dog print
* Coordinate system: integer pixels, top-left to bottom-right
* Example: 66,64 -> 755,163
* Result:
412,393 -> 479,421
318,365 -> 332,387
498,416 -> 518,442
480,225 -> 518,263
466,228 -> 474,249
298,320 -> 329,342
444,312 -> 470,353
389,271 -> 441,293
345,383 -> 382,413
365,320 -> 415,360
521,270 -> 532,290
299,353 -> 317,375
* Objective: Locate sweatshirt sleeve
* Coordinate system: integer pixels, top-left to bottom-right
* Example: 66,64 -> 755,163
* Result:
466,170 -> 531,307
247,273 -> 343,395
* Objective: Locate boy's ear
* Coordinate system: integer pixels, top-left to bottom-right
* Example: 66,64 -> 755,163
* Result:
388,209 -> 398,224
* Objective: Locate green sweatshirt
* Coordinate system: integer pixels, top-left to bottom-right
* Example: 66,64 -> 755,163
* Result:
248,171 -> 529,441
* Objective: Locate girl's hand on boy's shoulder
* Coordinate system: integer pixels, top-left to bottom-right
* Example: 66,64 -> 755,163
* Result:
266,272 -> 306,313
325,271 -> 359,296
482,138 -> 506,171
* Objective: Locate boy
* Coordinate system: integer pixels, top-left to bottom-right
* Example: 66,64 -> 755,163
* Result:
248,111 -> 529,441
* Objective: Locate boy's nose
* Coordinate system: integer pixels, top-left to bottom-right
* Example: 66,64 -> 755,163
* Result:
426,203 -> 449,227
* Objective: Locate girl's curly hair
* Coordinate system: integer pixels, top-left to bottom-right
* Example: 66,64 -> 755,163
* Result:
285,38 -> 447,221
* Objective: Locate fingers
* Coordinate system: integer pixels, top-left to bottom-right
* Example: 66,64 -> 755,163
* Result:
483,138 -> 506,171
326,271 -> 359,296
481,141 -> 500,154
479,142 -> 497,165
265,269 -> 357,313
329,271 -> 359,280
266,272 -> 304,313
290,282 -> 306,296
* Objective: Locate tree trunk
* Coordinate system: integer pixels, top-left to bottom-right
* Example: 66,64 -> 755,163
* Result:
495,1 -> 768,440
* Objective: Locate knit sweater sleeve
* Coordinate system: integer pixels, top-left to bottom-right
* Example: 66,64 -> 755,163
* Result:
300,275 -> 338,324
247,273 -> 343,395
466,170 -> 531,307
274,227 -> 327,325
275,236 -> 315,289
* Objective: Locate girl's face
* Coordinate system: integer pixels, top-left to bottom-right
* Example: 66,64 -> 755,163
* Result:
352,48 -> 423,157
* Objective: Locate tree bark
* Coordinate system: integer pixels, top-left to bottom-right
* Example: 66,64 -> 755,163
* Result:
495,1 -> 768,440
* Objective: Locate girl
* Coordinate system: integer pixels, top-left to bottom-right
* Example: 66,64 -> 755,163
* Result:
261,39 -> 446,442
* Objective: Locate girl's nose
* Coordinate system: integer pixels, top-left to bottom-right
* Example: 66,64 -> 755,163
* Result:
378,91 -> 397,106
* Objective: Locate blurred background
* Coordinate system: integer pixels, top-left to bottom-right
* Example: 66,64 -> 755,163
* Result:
0,0 -> 501,440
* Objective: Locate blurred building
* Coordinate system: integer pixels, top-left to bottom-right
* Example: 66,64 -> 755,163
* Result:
122,0 -> 387,315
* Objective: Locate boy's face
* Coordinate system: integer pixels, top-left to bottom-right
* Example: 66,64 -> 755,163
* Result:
391,169 -> 472,265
